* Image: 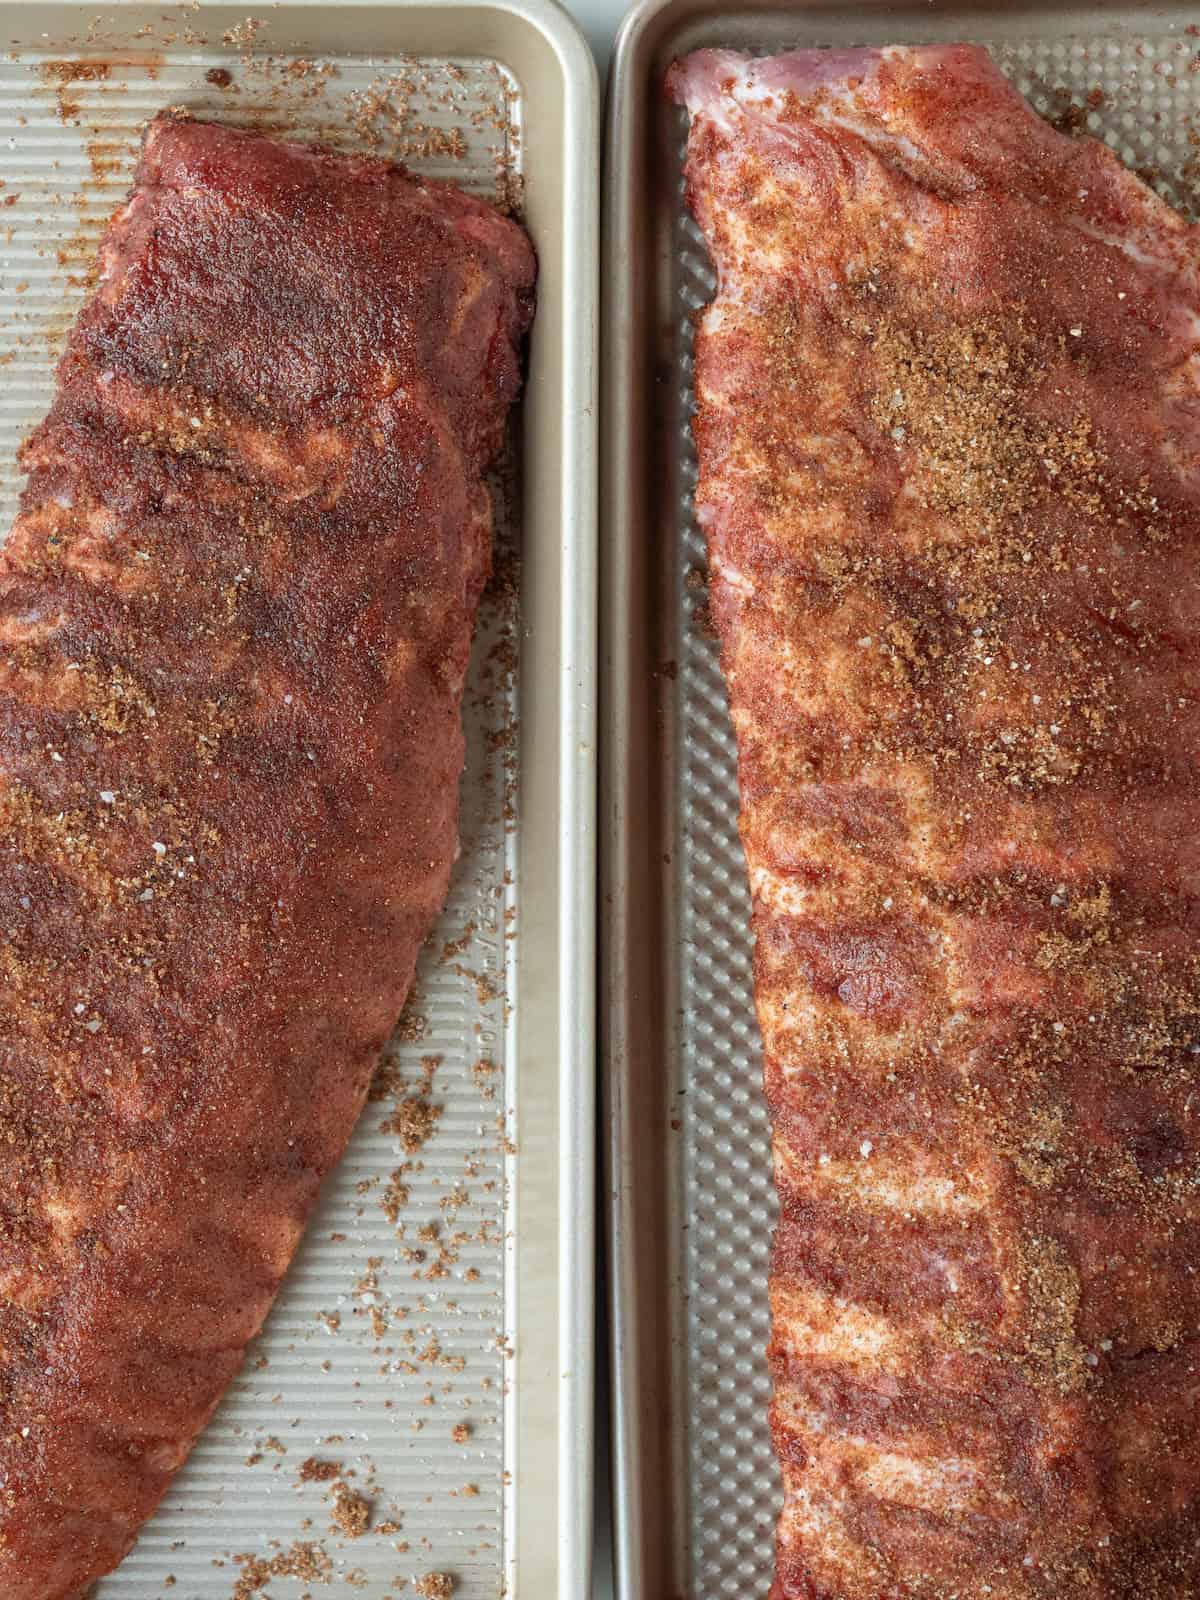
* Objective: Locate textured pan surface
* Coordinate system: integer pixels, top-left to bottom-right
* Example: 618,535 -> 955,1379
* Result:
607,9 -> 1200,1600
0,35 -> 523,1600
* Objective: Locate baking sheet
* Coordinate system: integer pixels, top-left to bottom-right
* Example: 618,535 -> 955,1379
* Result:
0,2 -> 597,1596
602,5 -> 1200,1599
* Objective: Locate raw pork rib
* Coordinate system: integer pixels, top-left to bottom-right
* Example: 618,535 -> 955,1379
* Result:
670,43 -> 1200,1600
0,116 -> 533,1597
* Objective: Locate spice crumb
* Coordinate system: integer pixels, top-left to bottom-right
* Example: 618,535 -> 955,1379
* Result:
414,1576 -> 454,1600
331,1481 -> 372,1539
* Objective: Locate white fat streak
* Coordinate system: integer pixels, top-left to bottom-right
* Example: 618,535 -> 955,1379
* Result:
809,102 -> 932,173
43,1194 -> 86,1239
775,1138 -> 985,1217
1071,212 -> 1189,271
709,551 -> 755,596
716,181 -> 797,279
775,1480 -> 890,1588
0,608 -> 66,646
771,1279 -> 908,1372
729,53 -> 941,191
782,1391 -> 997,1514
859,1447 -> 984,1511
701,301 -> 732,336
749,865 -> 820,916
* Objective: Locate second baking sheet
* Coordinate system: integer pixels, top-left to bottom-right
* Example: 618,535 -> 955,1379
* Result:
603,4 -> 1200,1599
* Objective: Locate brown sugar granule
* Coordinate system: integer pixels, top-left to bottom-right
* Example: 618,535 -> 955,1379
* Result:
331,1481 -> 372,1539
231,1542 -> 332,1599
222,17 -> 264,46
413,1576 -> 454,1600
450,1422 -> 470,1444
381,1093 -> 441,1154
394,1003 -> 428,1044
1048,91 -> 1089,136
418,1054 -> 441,1084
472,1058 -> 498,1100
298,1457 -> 342,1484
41,61 -> 111,83
439,924 -> 475,963
380,1168 -> 411,1223
369,1059 -> 404,1102
206,66 -> 233,87
1014,1234 -> 1087,1395
867,313 -> 1053,526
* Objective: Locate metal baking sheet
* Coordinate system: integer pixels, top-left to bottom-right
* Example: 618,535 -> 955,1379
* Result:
0,2 -> 597,1596
601,4 -> 1200,1599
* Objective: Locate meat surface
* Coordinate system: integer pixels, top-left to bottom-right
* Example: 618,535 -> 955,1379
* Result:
0,115 -> 533,1597
669,43 -> 1200,1600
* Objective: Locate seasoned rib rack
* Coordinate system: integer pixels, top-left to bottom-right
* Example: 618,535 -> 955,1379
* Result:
671,43 -> 1200,1600
0,114 -> 534,1599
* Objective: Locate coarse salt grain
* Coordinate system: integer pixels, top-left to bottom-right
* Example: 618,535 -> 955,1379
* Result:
860,1140 -> 873,1158
99,790 -> 115,804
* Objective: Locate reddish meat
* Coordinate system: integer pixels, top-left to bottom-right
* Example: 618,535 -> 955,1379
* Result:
0,114 -> 533,1597
670,43 -> 1200,1600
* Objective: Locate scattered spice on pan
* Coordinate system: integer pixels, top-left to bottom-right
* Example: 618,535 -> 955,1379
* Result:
393,1001 -> 428,1046
222,17 -> 265,48
230,1542 -> 332,1598
439,924 -> 475,963
413,1576 -> 454,1600
472,1058 -> 498,1101
379,1056 -> 443,1153
330,1482 -> 372,1539
39,58 -> 111,123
